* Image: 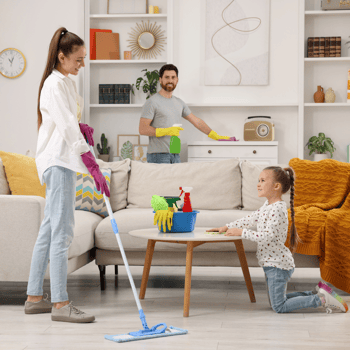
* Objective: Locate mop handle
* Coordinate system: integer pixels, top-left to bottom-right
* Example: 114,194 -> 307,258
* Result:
87,144 -> 143,313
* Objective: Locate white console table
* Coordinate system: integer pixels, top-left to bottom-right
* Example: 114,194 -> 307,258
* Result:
187,141 -> 278,165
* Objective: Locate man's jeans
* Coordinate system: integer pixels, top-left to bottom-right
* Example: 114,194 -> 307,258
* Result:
147,153 -> 181,164
27,166 -> 76,303
263,266 -> 322,313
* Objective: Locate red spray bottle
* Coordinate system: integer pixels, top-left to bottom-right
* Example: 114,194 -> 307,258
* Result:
179,187 -> 193,212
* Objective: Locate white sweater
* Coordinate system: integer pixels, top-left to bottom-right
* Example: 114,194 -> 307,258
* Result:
36,69 -> 90,185
226,200 -> 295,271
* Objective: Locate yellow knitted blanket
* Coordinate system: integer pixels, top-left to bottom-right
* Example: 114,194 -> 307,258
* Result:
285,158 -> 350,293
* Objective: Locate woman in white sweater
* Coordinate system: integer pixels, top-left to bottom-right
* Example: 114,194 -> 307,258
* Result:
208,166 -> 348,314
24,27 -> 109,323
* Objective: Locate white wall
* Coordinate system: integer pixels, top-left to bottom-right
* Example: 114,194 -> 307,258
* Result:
0,0 -> 321,164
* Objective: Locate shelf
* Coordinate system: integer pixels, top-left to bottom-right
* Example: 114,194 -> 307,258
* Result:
90,103 -> 298,108
90,14 -> 167,18
90,60 -> 167,64
304,103 -> 350,107
188,141 -> 278,146
305,10 -> 350,16
305,57 -> 350,62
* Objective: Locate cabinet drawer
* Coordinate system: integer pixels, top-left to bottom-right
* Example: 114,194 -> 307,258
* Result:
188,145 -> 278,159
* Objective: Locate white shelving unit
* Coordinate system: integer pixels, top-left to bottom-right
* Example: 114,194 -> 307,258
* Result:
298,0 -> 350,159
84,0 -> 173,124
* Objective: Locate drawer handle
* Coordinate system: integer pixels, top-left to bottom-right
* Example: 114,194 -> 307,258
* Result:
253,150 -> 257,154
208,150 -> 212,154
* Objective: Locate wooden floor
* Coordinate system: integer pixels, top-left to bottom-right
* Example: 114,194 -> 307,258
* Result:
1,264 -> 350,350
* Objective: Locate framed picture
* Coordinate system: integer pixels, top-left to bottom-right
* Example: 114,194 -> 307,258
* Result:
133,144 -> 148,163
117,134 -> 140,159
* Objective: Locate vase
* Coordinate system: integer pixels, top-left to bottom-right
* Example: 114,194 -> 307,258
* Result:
313,154 -> 329,161
314,85 -> 325,103
325,88 -> 336,103
98,154 -> 110,162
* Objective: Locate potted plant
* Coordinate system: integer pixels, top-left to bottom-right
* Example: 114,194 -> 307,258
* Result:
131,68 -> 160,99
97,133 -> 110,162
306,132 -> 336,161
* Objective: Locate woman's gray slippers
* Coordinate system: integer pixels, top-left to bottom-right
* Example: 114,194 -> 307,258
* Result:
24,293 -> 52,314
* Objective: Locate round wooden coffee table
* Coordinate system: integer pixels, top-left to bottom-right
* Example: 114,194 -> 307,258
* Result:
128,227 -> 256,317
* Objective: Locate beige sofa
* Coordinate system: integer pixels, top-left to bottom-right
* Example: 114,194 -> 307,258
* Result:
0,157 -> 319,289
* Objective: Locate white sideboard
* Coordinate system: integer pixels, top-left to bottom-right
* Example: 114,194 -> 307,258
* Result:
187,141 -> 278,165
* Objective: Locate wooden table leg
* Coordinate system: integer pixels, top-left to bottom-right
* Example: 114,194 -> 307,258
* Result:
234,239 -> 256,303
139,239 -> 156,299
184,241 -> 194,317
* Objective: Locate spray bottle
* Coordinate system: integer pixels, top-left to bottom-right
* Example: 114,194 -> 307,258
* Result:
179,187 -> 193,212
169,124 -> 182,154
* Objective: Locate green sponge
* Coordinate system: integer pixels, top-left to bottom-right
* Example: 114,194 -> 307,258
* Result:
151,195 -> 168,211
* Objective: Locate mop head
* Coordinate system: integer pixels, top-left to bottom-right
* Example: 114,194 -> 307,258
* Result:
105,326 -> 188,343
151,195 -> 168,211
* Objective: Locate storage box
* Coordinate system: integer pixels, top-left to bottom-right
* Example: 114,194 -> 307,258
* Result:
321,0 -> 350,10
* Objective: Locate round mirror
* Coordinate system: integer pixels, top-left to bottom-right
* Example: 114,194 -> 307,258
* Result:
138,32 -> 155,50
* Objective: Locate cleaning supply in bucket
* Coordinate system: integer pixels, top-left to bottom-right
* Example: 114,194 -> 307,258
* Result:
154,210 -> 174,232
179,187 -> 193,212
85,141 -> 187,343
169,124 -> 182,154
151,195 -> 168,212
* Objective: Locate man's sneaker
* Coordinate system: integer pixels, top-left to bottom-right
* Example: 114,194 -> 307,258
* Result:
25,293 -> 52,314
51,302 -> 95,323
316,281 -> 348,313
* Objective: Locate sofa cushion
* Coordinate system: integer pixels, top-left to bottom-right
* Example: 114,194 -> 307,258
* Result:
94,208 -> 258,253
75,168 -> 111,218
69,210 -> 103,259
95,158 -> 130,212
0,151 -> 46,197
127,158 -> 242,210
0,158 -> 10,195
241,160 -> 290,211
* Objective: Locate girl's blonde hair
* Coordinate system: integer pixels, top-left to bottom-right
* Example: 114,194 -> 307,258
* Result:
37,27 -> 85,131
263,166 -> 302,254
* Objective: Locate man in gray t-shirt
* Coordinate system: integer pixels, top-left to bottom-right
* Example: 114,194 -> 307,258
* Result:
139,64 -> 234,164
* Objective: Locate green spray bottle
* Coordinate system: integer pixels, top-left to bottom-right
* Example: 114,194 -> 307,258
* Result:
169,124 -> 182,154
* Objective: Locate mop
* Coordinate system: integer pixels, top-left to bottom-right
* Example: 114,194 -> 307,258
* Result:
86,142 -> 188,343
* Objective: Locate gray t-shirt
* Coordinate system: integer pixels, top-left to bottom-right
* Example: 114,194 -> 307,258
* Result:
141,93 -> 191,153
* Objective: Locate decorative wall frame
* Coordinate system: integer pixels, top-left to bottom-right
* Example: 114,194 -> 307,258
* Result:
127,20 -> 166,59
133,144 -> 148,162
117,134 -> 140,159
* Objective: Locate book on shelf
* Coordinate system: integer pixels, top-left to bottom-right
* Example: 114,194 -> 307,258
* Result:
319,37 -> 325,57
96,32 -> 120,60
307,37 -> 314,57
325,37 -> 330,57
330,37 -> 336,57
99,84 -> 115,104
336,36 -> 341,57
90,29 -> 112,60
115,84 -> 131,104
99,84 -> 131,104
313,37 -> 319,57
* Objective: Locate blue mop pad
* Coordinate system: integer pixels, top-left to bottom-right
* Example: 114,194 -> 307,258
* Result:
86,142 -> 188,343
105,326 -> 188,343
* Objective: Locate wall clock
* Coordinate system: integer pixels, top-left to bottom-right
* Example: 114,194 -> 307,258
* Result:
0,48 -> 26,79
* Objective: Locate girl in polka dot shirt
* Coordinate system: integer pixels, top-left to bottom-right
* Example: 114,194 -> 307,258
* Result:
208,166 -> 348,314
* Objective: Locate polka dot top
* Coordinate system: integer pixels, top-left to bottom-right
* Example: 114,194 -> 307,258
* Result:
226,200 -> 295,271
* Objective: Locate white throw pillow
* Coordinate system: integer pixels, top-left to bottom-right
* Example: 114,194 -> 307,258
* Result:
127,158 -> 242,210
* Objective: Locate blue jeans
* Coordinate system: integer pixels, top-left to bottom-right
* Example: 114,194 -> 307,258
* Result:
27,166 -> 77,303
147,153 -> 181,164
263,266 -> 322,313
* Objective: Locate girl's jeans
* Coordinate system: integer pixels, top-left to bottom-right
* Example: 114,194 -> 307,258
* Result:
263,266 -> 322,313
27,166 -> 77,303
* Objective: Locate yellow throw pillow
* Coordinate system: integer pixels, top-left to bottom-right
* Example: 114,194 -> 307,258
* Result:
0,151 -> 46,198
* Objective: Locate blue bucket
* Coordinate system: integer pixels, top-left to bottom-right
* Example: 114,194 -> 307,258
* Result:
155,210 -> 200,233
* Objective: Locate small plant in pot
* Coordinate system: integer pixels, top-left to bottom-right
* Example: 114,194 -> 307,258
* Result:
306,132 -> 336,161
131,68 -> 160,100
97,133 -> 110,162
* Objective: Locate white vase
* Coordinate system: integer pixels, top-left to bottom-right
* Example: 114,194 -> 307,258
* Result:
313,154 -> 329,161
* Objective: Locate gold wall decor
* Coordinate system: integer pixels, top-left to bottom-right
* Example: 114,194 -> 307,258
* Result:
127,20 -> 166,60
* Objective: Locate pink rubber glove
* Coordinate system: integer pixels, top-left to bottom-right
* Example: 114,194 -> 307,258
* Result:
218,137 -> 238,141
79,123 -> 94,146
81,151 -> 110,197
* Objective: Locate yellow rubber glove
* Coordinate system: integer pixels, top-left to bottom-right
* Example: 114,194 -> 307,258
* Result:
154,210 -> 174,232
156,126 -> 184,137
208,130 -> 230,140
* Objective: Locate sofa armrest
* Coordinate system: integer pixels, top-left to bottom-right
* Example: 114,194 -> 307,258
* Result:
0,195 -> 45,282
